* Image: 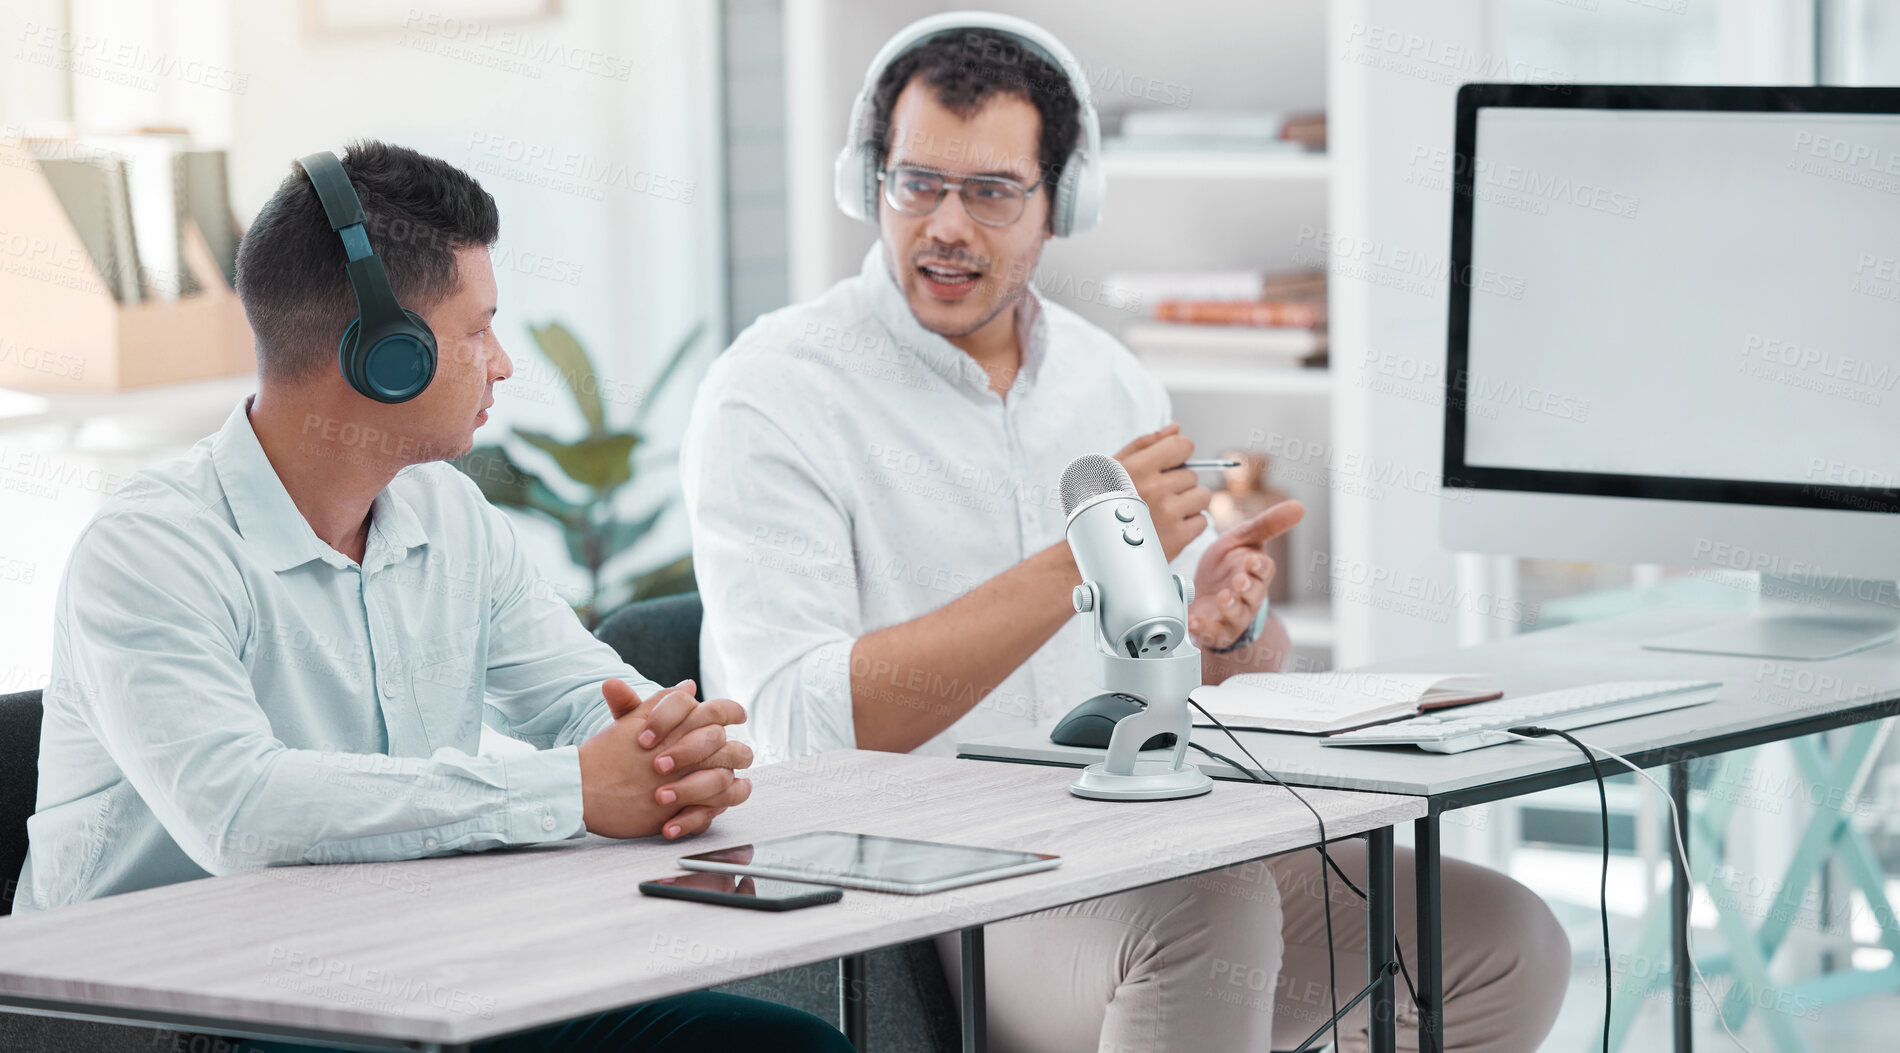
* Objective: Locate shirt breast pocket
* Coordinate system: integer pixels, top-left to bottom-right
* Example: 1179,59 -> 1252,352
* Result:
410,624 -> 483,750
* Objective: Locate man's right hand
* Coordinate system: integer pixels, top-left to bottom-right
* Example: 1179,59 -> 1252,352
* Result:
578,677 -> 753,841
1114,423 -> 1211,562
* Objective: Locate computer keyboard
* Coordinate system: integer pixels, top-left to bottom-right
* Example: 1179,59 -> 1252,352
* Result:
1320,680 -> 1722,754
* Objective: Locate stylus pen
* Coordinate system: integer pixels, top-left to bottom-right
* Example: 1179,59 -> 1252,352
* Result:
1178,459 -> 1241,470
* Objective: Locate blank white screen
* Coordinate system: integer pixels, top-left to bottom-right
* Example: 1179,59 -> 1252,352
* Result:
1463,107 -> 1900,490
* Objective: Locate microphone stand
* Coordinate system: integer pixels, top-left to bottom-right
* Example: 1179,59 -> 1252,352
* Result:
1067,580 -> 1215,801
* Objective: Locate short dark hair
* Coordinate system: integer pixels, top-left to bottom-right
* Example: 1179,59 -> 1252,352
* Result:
868,28 -> 1082,230
235,140 -> 499,382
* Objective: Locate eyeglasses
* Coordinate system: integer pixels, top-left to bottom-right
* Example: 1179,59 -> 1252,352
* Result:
878,165 -> 1043,227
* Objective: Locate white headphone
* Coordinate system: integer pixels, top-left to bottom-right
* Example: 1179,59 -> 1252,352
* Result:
833,11 -> 1105,237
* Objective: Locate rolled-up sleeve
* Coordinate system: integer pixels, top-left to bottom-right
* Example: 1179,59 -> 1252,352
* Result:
63,512 -> 589,873
682,398 -> 862,764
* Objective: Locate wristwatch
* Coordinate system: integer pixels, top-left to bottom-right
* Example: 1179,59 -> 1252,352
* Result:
1203,594 -> 1270,654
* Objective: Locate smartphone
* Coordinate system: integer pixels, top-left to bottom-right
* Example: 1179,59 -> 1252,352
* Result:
639,871 -> 843,911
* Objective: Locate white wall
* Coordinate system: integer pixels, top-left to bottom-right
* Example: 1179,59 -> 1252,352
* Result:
1325,0 -> 1493,667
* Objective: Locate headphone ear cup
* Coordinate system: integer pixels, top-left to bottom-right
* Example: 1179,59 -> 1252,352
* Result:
833,143 -> 881,223
1051,156 -> 1082,238
1052,149 -> 1102,237
397,308 -> 438,392
338,317 -> 365,394
861,146 -> 881,219
401,309 -> 438,354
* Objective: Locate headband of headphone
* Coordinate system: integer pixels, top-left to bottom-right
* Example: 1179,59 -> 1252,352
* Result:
832,11 -> 1105,237
296,150 -> 437,404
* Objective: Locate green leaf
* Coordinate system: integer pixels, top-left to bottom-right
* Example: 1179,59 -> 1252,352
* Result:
516,429 -> 639,492
626,554 -> 696,602
603,499 -> 669,559
451,445 -> 584,525
633,322 -> 708,428
528,322 -> 606,437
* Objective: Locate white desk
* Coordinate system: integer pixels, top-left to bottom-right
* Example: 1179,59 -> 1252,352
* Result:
0,750 -> 1424,1053
960,607 -> 1900,1052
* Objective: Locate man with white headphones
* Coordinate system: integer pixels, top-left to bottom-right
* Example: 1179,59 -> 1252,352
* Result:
682,12 -> 1570,1051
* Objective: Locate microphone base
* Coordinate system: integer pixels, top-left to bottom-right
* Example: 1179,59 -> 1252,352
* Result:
1070,759 -> 1214,801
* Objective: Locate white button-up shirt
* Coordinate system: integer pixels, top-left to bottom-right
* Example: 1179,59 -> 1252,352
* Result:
13,396 -> 656,913
682,246 -> 1205,764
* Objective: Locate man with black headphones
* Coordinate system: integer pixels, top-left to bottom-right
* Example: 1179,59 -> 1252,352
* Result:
683,13 -> 1571,1052
17,141 -> 850,1052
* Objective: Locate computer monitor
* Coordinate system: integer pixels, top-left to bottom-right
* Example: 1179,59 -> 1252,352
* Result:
1440,84 -> 1900,660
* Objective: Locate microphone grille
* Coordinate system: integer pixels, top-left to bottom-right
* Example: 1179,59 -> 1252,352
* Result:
1059,454 -> 1135,516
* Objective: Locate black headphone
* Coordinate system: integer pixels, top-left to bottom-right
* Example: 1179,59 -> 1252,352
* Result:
295,150 -> 437,403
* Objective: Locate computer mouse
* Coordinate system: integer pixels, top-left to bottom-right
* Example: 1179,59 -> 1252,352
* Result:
1049,692 -> 1177,750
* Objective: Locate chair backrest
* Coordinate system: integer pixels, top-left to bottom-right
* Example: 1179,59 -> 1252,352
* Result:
593,592 -> 703,691
0,690 -> 44,917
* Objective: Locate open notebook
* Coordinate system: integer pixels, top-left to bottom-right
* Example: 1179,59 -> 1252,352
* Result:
1188,673 -> 1501,735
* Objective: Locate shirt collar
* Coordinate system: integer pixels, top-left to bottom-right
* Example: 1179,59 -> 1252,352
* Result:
860,244 -> 1051,396
210,396 -> 429,573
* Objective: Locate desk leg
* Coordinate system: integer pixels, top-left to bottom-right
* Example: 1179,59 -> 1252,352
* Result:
1670,761 -> 1693,1053
840,953 -> 868,1049
1369,825 -> 1398,1053
961,926 -> 986,1053
1416,814 -> 1444,1053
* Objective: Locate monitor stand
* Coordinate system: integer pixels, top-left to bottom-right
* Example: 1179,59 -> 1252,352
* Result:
1644,574 -> 1900,661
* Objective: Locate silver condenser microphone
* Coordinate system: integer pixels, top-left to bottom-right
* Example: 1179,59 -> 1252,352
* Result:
1057,454 -> 1213,801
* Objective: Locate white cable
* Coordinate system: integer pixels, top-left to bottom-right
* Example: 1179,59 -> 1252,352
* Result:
1503,732 -> 1759,1053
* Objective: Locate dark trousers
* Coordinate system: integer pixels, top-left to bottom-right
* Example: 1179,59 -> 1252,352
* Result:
170,992 -> 853,1052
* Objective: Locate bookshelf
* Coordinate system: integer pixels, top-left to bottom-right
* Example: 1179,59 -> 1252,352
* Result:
1140,361 -> 1331,398
1100,150 -> 1330,182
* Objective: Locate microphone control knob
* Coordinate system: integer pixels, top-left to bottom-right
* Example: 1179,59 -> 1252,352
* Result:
1121,525 -> 1144,546
1072,583 -> 1095,613
1176,574 -> 1194,604
1114,502 -> 1136,523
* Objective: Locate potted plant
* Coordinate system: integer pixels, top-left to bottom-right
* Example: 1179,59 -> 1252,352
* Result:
454,320 -> 704,628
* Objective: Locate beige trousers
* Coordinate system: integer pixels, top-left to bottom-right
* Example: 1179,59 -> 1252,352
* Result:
937,844 -> 1570,1053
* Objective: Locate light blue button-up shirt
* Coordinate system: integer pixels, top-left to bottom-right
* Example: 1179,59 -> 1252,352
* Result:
12,396 -> 658,913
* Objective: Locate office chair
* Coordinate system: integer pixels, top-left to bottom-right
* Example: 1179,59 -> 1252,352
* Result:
1,688 -> 177,1052
593,593 -> 962,1053
0,689 -> 42,918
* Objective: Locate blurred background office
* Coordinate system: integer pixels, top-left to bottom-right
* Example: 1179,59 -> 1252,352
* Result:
2,1 -> 1898,1048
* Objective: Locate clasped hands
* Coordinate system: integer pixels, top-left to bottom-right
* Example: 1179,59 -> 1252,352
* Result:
578,677 -> 753,840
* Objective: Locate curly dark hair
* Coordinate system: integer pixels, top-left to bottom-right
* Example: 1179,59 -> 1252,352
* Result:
868,28 -> 1083,231
236,140 -> 499,383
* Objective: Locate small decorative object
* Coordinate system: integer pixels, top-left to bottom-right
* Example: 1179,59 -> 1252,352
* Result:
1208,449 -> 1292,604
454,320 -> 703,628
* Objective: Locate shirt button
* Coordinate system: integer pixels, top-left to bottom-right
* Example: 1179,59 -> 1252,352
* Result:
540,815 -> 558,832
423,837 -> 439,850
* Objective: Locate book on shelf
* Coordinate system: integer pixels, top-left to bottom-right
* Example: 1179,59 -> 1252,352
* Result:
1105,268 -> 1326,307
27,136 -> 243,304
1260,269 -> 1327,301
1280,112 -> 1326,151
1153,299 -> 1326,328
33,154 -> 143,304
1190,673 -> 1500,735
75,133 -> 201,301
180,150 -> 241,287
1107,109 -> 1325,154
1122,322 -> 1327,365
